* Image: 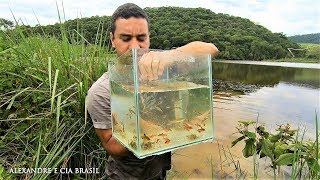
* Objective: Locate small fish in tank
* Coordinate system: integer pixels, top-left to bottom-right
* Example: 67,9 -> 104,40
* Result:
111,80 -> 213,157
195,123 -> 206,133
183,123 -> 193,131
164,137 -> 171,144
142,133 -> 151,141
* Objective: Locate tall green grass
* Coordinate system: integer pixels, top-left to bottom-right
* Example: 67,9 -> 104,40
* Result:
0,6 -> 113,179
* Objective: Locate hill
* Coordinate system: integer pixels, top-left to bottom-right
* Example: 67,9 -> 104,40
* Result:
288,33 -> 320,44
145,7 -> 301,60
9,7 -> 303,60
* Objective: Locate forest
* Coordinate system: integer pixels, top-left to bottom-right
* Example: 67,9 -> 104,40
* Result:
289,33 -> 320,44
2,7 -> 305,60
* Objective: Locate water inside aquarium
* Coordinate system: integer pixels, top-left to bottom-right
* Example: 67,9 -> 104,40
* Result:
111,80 -> 213,156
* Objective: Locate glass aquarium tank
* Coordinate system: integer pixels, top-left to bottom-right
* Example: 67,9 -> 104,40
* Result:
109,48 -> 214,158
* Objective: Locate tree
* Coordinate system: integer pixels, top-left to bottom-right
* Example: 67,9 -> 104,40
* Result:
0,18 -> 14,29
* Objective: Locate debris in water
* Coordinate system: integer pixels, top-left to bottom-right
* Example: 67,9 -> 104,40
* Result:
187,134 -> 198,140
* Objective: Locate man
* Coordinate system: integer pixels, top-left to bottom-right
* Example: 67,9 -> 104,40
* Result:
86,3 -> 219,179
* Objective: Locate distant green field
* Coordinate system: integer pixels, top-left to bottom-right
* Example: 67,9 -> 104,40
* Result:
263,43 -> 320,63
299,43 -> 320,59
263,43 -> 319,63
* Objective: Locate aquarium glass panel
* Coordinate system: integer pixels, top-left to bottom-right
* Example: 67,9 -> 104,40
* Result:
110,48 -> 214,158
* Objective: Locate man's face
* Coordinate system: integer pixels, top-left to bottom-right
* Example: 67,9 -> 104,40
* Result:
110,17 -> 150,56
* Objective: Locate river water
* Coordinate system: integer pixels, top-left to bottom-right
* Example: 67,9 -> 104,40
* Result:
212,60 -> 319,138
171,61 -> 320,179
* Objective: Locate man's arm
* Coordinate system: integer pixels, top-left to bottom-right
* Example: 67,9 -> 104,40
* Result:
138,41 -> 219,80
175,41 -> 219,56
86,84 -> 130,158
95,129 -> 130,157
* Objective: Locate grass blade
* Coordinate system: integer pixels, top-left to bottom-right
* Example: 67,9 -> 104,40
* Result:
1,87 -> 30,109
48,57 -> 52,94
35,132 -> 42,169
50,69 -> 59,112
56,95 -> 62,131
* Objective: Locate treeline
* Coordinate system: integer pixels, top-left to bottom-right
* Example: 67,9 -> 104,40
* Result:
288,33 -> 320,44
4,7 -> 304,60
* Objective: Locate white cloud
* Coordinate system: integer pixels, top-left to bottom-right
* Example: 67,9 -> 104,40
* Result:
0,0 -> 319,36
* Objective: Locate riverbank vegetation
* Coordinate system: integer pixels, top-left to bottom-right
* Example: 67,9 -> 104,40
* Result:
232,119 -> 319,179
0,17 -> 110,179
263,58 -> 319,63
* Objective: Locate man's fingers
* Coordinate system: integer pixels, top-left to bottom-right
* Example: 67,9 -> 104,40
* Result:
138,51 -> 169,81
151,59 -> 159,80
138,54 -> 148,80
138,62 -> 148,80
158,61 -> 166,77
138,53 -> 152,80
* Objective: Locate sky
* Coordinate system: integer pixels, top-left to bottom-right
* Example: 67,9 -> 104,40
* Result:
0,0 -> 319,36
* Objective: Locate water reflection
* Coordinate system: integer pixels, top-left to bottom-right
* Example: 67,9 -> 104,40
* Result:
212,61 -> 320,139
172,61 -> 319,179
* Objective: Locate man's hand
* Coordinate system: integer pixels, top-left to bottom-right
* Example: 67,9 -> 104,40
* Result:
138,51 -> 172,81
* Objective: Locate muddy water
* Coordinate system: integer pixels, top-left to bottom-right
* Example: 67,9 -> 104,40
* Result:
170,61 -> 320,179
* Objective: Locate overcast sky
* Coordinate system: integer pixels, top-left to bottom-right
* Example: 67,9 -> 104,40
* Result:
1,0 -> 319,36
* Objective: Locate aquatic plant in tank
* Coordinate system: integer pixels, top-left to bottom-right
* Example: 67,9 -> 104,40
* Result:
109,48 -> 214,158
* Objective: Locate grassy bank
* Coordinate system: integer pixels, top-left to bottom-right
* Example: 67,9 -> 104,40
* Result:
263,58 -> 320,63
0,18 -> 112,178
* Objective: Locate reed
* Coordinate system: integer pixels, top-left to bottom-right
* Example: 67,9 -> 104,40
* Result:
0,3 -> 111,179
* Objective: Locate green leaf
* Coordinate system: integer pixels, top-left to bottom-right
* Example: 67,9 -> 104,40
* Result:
238,121 -> 256,127
242,139 -> 256,158
275,153 -> 295,165
244,131 -> 256,139
261,139 -> 273,158
270,134 -> 281,143
274,142 -> 288,158
307,158 -> 320,174
0,164 -> 3,174
231,136 -> 245,147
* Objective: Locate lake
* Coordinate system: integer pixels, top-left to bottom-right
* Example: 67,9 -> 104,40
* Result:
212,60 -> 319,139
171,61 -> 320,179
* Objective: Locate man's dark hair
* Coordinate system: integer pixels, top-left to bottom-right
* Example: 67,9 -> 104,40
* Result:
110,3 -> 149,35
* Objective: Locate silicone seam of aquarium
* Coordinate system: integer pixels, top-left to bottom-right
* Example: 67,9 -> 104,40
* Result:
132,48 -> 141,155
136,137 -> 214,159
208,54 -> 214,139
109,65 -> 115,135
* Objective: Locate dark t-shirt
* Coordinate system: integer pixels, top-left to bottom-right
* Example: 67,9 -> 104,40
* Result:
86,72 -> 171,179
